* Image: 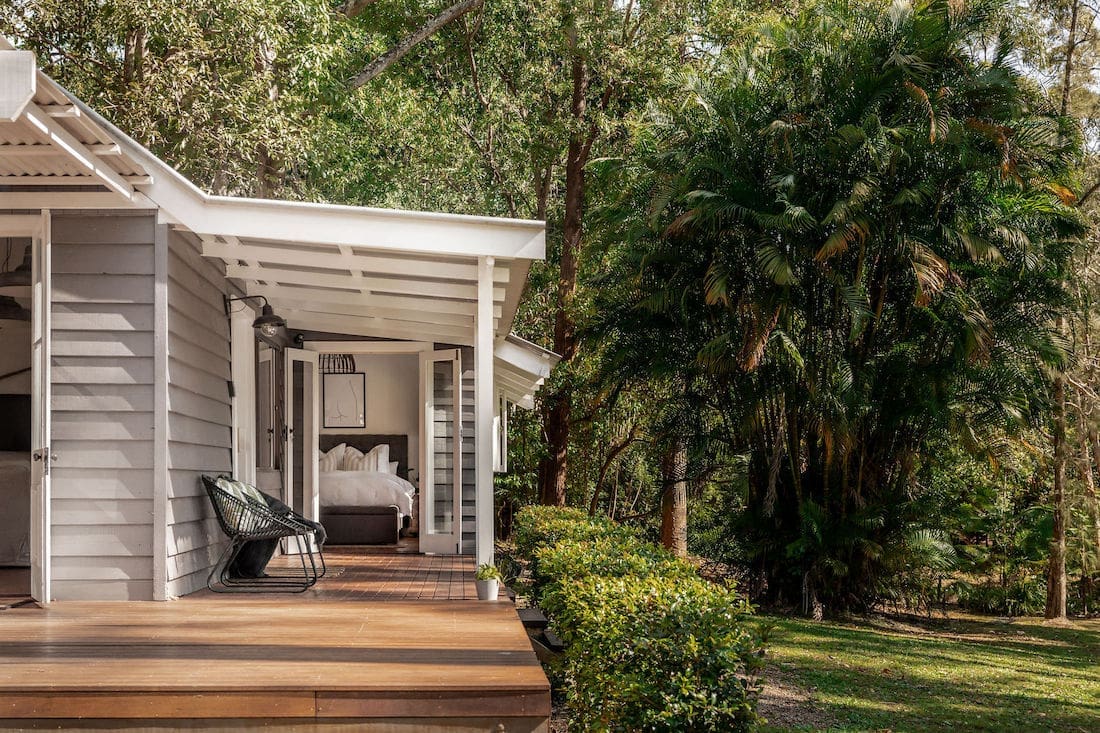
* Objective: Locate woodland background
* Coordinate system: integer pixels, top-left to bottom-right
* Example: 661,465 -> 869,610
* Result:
5,0 -> 1099,621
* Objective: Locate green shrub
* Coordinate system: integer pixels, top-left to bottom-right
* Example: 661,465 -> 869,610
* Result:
532,535 -> 698,597
544,575 -> 764,731
953,576 -> 1047,616
511,506 -> 764,731
512,505 -> 632,558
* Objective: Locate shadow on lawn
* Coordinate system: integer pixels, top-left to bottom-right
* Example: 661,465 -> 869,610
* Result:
760,615 -> 1100,733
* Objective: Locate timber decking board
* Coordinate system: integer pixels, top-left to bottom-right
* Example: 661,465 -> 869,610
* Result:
0,547 -> 546,721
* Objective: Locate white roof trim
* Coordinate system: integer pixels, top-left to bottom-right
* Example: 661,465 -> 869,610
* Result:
494,334 -> 560,410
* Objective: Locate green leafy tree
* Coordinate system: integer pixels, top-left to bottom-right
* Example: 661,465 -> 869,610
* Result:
598,0 -> 1085,610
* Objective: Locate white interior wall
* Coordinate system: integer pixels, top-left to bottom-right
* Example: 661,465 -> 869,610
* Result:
319,353 -> 419,480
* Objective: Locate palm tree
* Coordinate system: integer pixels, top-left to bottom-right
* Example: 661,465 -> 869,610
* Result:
595,0 -> 1085,610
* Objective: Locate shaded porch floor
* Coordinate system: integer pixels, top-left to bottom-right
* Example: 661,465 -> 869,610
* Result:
192,539 -> 497,602
0,546 -> 548,731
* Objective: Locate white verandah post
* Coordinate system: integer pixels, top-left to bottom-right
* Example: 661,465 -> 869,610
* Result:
230,306 -> 257,485
475,256 -> 495,566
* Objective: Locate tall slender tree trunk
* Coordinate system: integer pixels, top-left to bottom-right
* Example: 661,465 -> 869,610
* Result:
660,434 -> 688,557
537,38 -> 588,507
1046,347 -> 1068,620
1045,1 -> 1080,621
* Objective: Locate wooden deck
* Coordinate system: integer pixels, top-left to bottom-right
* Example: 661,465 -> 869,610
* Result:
0,546 -> 548,732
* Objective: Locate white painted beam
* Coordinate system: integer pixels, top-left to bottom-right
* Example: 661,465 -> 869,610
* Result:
40,103 -> 77,117
475,256 -> 495,566
202,238 -> 510,283
244,283 -> 503,319
223,263 -> 504,302
0,50 -> 35,121
0,214 -> 41,236
246,289 -> 478,328
21,103 -> 134,199
281,309 -> 474,344
0,192 -> 149,209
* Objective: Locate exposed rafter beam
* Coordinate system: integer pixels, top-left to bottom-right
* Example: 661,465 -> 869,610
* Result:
224,263 -> 505,302
245,283 -> 502,319
22,103 -> 134,199
39,103 -> 78,117
281,309 -> 473,345
248,288 -> 479,328
202,238 -> 509,283
0,192 -> 148,209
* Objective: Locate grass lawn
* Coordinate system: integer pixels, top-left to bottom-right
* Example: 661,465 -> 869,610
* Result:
757,613 -> 1100,732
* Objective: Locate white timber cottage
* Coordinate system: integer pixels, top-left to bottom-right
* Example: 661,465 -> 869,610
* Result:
0,42 -> 557,602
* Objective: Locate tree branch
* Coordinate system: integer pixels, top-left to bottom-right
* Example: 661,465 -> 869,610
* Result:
350,0 -> 482,87
338,0 -> 380,18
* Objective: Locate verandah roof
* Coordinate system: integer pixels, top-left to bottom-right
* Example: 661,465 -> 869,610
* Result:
0,40 -> 557,408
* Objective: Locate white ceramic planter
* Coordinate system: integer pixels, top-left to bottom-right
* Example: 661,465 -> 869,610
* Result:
475,578 -> 499,601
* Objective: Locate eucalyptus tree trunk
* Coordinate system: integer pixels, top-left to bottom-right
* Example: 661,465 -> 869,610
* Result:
660,434 -> 688,557
538,33 -> 588,507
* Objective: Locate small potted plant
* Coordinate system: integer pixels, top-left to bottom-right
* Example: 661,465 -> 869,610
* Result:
475,563 -> 502,601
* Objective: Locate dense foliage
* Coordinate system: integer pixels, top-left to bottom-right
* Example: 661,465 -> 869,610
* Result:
511,506 -> 765,732
593,0 -> 1085,611
5,0 -> 1098,620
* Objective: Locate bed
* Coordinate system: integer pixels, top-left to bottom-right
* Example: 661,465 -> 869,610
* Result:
318,434 -> 417,545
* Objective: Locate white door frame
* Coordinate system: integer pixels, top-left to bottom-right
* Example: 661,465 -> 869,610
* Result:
283,347 -> 319,553
419,348 -> 463,555
1,212 -> 52,604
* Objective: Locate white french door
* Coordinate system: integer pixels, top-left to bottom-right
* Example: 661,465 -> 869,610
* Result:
283,348 -> 319,554
420,349 -> 462,555
29,211 -> 51,604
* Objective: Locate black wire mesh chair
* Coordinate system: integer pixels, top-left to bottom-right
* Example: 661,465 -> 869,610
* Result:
202,475 -> 327,593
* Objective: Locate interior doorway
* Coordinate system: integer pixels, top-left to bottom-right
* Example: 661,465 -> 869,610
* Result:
0,235 -> 31,602
0,214 -> 51,606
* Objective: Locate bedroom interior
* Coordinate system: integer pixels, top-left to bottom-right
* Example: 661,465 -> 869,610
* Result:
0,236 -> 31,600
258,337 -> 466,556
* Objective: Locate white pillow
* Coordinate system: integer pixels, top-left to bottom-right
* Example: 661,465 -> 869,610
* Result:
345,443 -> 389,472
388,461 -> 399,475
319,443 -> 346,472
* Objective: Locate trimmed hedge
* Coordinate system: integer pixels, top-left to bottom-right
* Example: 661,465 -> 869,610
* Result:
512,506 -> 764,732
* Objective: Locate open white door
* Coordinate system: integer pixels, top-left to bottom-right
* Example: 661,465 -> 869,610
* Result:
29,211 -> 50,605
283,347 -> 319,554
420,349 -> 462,555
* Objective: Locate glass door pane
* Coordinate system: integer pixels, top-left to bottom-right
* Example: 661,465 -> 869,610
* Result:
420,349 -> 461,554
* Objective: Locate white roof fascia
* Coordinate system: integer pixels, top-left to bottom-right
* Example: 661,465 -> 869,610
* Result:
493,334 -> 560,411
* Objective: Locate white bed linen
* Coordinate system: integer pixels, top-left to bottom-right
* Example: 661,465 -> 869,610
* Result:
319,470 -> 415,516
0,452 -> 31,566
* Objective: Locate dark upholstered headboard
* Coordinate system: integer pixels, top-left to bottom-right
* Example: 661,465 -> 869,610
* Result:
0,395 -> 31,452
319,434 -> 409,478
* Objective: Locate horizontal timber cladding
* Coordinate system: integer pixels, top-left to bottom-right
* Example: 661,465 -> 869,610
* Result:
49,212 -> 158,601
164,228 -> 233,598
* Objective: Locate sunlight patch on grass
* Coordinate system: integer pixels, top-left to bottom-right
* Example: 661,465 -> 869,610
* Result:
759,615 -> 1100,733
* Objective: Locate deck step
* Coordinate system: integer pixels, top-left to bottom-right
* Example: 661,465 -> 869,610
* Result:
517,607 -> 548,630
542,628 -> 565,652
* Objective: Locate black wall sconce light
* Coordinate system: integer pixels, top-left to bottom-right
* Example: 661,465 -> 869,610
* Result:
223,295 -> 287,338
